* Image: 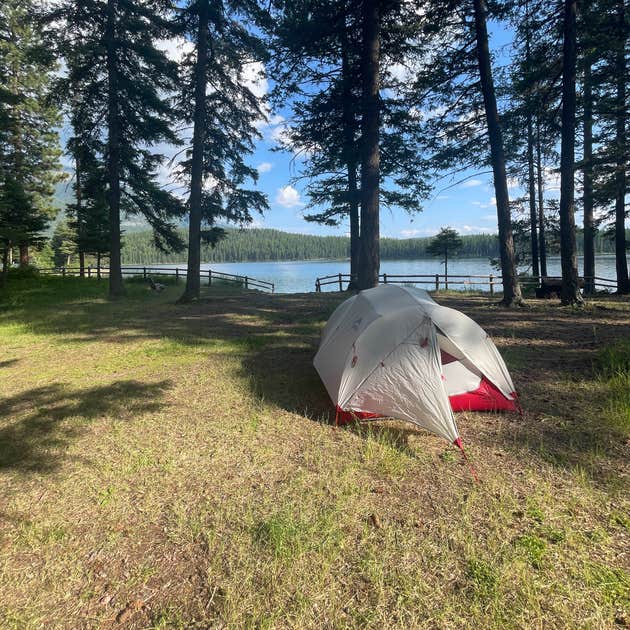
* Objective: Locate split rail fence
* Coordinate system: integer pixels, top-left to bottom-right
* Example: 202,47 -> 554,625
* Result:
38,265 -> 275,293
314,273 -> 618,294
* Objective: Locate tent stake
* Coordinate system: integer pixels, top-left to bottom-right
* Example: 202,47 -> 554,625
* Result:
454,437 -> 480,483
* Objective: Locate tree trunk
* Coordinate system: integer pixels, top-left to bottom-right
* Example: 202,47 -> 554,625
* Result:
583,59 -> 595,295
527,114 -> 539,279
558,0 -> 583,305
614,0 -> 629,294
525,17 -> 539,280
19,243 -> 28,267
97,252 -> 101,280
105,0 -> 124,298
179,0 -> 209,303
535,121 -> 548,277
472,0 -> 523,305
444,249 -> 448,289
357,0 -> 380,290
1,245 -> 8,287
76,153 -> 85,278
341,22 -> 360,291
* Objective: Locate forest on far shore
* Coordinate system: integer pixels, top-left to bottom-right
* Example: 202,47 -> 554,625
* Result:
118,228 -> 625,265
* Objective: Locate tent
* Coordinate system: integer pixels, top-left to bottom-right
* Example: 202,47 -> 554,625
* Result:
313,285 -> 518,448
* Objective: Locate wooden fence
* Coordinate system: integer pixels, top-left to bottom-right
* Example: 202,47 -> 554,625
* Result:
314,273 -> 618,294
38,265 -> 275,293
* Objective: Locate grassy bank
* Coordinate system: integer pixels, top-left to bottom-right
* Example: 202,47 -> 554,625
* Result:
0,275 -> 628,628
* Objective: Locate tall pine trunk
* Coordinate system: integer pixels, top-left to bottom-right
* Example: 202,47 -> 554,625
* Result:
583,59 -> 595,295
525,17 -> 539,279
357,0 -> 380,290
341,24 -> 360,290
180,0 -> 209,303
1,246 -> 8,287
558,0 -> 583,304
527,114 -> 539,278
535,121 -> 548,276
105,0 -> 124,297
19,244 -> 28,267
76,153 -> 85,278
472,0 -> 523,305
614,0 -> 629,294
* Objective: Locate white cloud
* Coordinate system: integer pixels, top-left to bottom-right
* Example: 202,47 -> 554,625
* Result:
461,178 -> 483,188
156,37 -> 194,64
242,61 -> 268,100
275,185 -> 303,208
400,229 -> 421,237
256,162 -> 273,173
460,224 -> 497,234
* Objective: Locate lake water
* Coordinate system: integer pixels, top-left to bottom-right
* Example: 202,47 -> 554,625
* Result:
138,255 -> 619,294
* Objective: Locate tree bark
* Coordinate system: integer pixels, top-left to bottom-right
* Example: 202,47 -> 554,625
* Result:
341,22 -> 360,290
357,0 -> 380,290
1,245 -> 8,287
583,59 -> 595,295
535,121 -> 548,277
179,0 -> 209,303
19,243 -> 28,267
614,0 -> 629,294
444,248 -> 448,289
472,0 -> 523,305
527,114 -> 539,279
525,17 -> 539,279
105,0 -> 124,298
76,153 -> 85,278
558,0 -> 583,304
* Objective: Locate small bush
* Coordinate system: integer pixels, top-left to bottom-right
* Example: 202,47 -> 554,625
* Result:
6,265 -> 41,280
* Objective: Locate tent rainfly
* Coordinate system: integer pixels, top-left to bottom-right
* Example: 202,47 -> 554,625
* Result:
313,285 -> 519,455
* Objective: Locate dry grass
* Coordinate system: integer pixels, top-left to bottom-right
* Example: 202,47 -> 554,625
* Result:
0,275 -> 629,629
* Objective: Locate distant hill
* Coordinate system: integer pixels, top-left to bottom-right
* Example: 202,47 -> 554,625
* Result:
121,228 -> 501,263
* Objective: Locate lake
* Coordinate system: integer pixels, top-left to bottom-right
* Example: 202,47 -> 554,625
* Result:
139,255 -> 620,294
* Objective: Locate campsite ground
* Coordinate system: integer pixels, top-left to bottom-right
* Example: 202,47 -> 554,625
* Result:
0,274 -> 628,629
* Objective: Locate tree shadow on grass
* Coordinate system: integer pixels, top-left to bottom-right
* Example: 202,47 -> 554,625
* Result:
0,379 -> 171,474
2,279 -> 628,483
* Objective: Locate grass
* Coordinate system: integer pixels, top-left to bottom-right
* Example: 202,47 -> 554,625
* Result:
0,274 -> 629,628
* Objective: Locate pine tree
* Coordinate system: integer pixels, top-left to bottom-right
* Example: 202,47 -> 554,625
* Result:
409,0 -> 523,305
558,0 -> 583,304
427,227 -> 463,287
175,0 -> 268,303
0,0 -> 63,282
269,0 -> 430,290
52,0 -> 186,298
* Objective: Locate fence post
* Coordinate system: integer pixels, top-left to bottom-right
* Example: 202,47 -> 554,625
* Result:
316,279 -> 321,292
245,276 -> 249,289
445,274 -> 449,291
383,273 -> 388,284
143,266 -> 147,280
208,269 -> 212,285
489,274 -> 494,296
435,274 -> 439,291
88,266 -> 92,279
62,267 -> 66,278
175,268 -> 179,283
338,273 -> 343,291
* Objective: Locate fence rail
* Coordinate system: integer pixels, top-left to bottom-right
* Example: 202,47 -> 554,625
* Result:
314,272 -> 618,294
38,265 -> 275,293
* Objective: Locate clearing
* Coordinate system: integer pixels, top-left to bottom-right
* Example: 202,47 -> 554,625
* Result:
0,275 -> 628,628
